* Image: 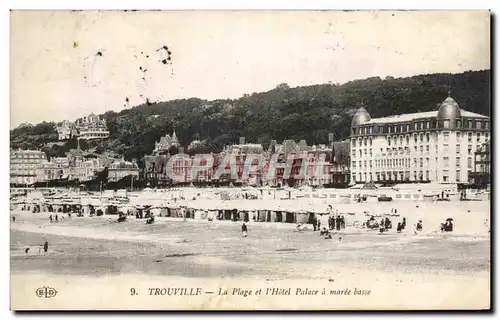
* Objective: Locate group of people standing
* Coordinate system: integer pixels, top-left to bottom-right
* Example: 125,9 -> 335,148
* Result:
327,215 -> 345,231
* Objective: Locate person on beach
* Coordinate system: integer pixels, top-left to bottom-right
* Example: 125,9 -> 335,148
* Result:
317,219 -> 321,232
12,216 -> 15,222
241,223 -> 248,238
43,241 -> 49,253
49,215 -> 53,222
55,215 -> 58,222
397,222 -> 402,233
336,215 -> 341,231
312,216 -> 317,231
320,227 -> 329,236
416,220 -> 423,232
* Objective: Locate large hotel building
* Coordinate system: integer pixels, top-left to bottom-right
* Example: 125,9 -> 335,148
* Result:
350,94 -> 490,184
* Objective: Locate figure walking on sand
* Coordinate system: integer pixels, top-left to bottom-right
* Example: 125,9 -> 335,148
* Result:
43,241 -> 49,253
241,223 -> 248,238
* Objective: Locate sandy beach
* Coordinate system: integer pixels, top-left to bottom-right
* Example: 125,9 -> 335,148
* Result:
10,204 -> 490,310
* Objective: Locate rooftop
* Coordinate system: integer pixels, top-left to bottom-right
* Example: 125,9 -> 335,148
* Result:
364,109 -> 488,125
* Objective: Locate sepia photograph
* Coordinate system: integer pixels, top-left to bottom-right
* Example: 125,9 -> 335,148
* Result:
9,10 -> 491,310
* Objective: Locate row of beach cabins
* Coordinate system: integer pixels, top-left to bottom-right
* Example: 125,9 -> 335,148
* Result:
11,183 -> 489,203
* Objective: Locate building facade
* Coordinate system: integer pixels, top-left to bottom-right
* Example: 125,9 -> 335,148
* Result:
74,113 -> 110,140
10,150 -> 47,185
56,120 -> 77,140
36,157 -> 70,182
153,130 -> 179,155
470,140 -> 491,186
349,94 -> 490,184
108,160 -> 140,182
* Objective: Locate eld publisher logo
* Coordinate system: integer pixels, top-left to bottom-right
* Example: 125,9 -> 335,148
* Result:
36,286 -> 58,299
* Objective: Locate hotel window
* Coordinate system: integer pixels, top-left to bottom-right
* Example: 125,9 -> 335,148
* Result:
485,122 -> 489,129
388,126 -> 392,133
467,157 -> 472,168
406,124 -> 410,132
369,138 -> 372,146
456,132 -> 461,141
426,158 -> 429,167
393,125 -> 397,133
443,170 -> 449,182
476,121 -> 481,128
468,120 -> 473,128
364,161 -> 367,168
420,145 -> 423,154
468,132 -> 472,142
426,133 -> 430,142
406,136 -> 410,144
351,151 -> 356,158
456,170 -> 461,181
364,149 -> 367,155
352,161 -> 356,168
420,158 -> 423,168
456,157 -> 460,167
413,134 -> 417,143
379,126 -> 384,133
443,157 -> 449,168
369,160 -> 372,168
443,144 -> 449,152
359,150 -> 362,157
420,134 -> 424,142
476,133 -> 481,143
369,149 -> 372,156
443,132 -> 450,141
426,145 -> 430,153
400,125 -> 403,132
364,138 -> 367,146
443,120 -> 450,128
426,170 -> 430,180
456,144 -> 460,154
414,171 -> 417,180
426,121 -> 430,129
485,133 -> 489,141
414,146 -> 418,152
456,120 -> 461,128
369,127 -> 373,134
414,122 -> 418,130
352,139 -> 356,147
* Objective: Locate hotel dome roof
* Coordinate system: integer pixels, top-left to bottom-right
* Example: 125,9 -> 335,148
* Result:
351,107 -> 371,127
437,96 -> 461,120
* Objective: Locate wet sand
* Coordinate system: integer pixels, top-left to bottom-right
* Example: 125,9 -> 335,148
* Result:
10,210 -> 491,310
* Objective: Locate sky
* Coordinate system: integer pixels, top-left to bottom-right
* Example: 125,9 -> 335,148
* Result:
10,10 -> 490,128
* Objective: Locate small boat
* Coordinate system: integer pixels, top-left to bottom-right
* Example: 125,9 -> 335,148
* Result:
436,198 -> 450,202
378,196 -> 393,202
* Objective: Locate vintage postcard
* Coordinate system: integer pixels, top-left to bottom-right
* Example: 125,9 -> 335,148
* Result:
10,10 -> 491,310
